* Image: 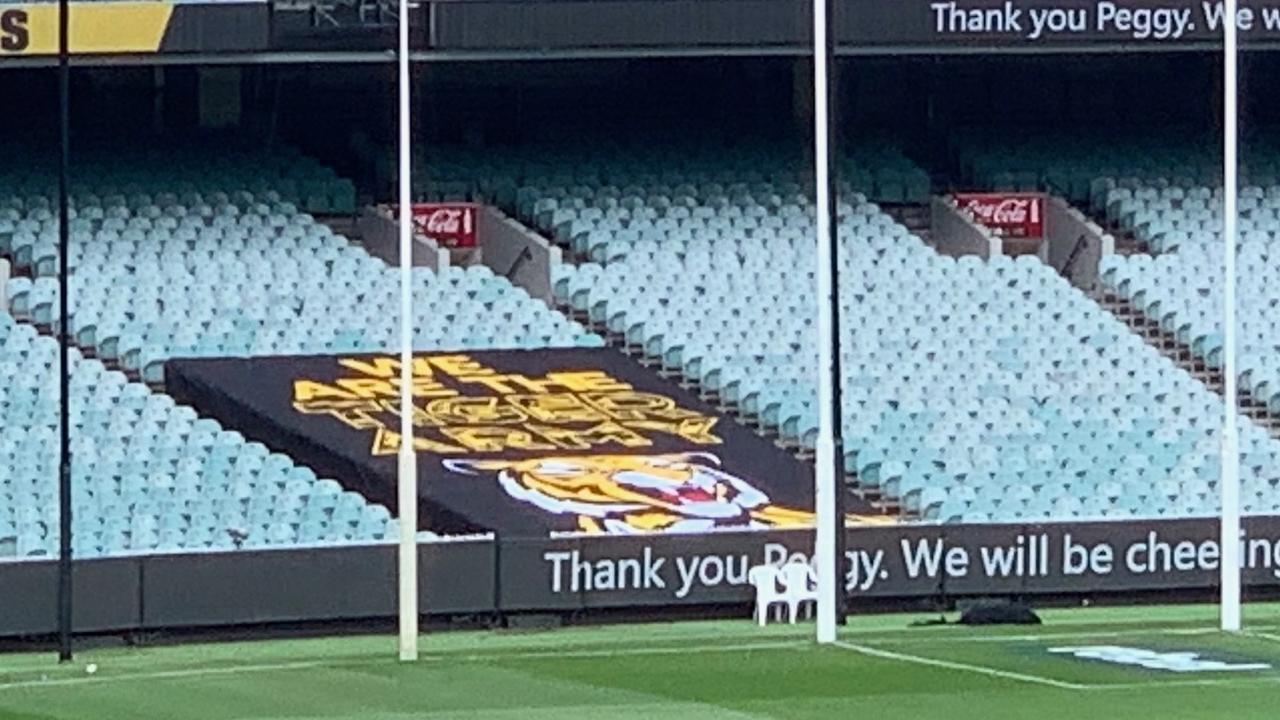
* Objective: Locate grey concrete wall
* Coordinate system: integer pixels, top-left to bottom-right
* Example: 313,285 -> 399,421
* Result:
930,196 -> 1000,258
357,206 -> 450,271
478,206 -> 562,304
1044,196 -> 1115,291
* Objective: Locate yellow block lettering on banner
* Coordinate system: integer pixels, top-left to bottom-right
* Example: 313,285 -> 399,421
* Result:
0,3 -> 173,56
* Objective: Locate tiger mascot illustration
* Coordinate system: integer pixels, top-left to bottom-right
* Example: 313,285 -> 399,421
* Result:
444,452 -> 862,534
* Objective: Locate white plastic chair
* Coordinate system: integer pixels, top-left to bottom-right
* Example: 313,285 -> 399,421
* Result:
780,561 -> 819,624
747,564 -> 786,626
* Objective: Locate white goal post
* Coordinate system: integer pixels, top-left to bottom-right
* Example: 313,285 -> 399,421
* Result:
1220,0 -> 1242,634
397,0 -> 420,661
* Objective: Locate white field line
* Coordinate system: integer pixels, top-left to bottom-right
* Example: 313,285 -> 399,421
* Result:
1241,630 -> 1280,644
6,625 -> 1280,695
0,640 -> 805,693
0,660 -> 328,691
832,640 -> 1089,690
853,626 -> 1227,645
455,640 -> 805,663
842,627 -> 1280,692
1093,676 -> 1280,691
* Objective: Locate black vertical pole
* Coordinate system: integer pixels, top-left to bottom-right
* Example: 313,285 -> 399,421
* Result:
824,0 -> 847,625
56,0 -> 73,663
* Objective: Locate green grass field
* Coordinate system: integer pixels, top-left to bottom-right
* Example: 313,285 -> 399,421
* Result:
4,604 -> 1280,719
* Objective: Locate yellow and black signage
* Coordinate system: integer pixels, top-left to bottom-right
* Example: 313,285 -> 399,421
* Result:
168,349 -> 883,536
290,353 -> 724,457
0,3 -> 171,55
0,1 -> 267,56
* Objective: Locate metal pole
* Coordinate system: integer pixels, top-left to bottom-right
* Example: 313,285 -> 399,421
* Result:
813,0 -> 839,645
56,0 -> 73,665
824,0 -> 846,627
396,0 -> 419,661
1220,0 -> 1242,633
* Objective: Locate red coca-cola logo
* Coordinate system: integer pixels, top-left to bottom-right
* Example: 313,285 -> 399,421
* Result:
954,193 -> 1044,238
420,208 -> 465,234
964,197 -> 1033,223
408,203 -> 478,247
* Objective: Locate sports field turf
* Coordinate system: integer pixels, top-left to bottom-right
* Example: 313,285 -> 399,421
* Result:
4,603 -> 1280,719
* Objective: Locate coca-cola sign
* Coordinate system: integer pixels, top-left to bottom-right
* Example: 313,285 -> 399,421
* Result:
953,192 -> 1044,239
410,203 -> 478,248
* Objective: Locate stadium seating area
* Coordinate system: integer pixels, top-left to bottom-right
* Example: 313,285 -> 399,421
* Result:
955,130 -> 1239,207
414,142 -> 931,216
0,141 -> 594,560
0,146 -> 599,385
0,142 -> 358,217
1099,186 -> 1280,418
2,130 -> 1278,560
957,131 -> 1280,502
424,143 -> 1280,523
959,130 -> 1280,419
0,316 -> 401,559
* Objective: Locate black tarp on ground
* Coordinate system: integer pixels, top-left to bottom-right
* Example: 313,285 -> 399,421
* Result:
166,348 -> 873,537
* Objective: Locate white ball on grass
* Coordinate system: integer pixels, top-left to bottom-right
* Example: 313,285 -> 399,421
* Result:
85,663 -> 97,675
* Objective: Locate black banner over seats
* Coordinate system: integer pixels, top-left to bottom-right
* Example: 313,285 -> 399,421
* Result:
166,348 -> 880,536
